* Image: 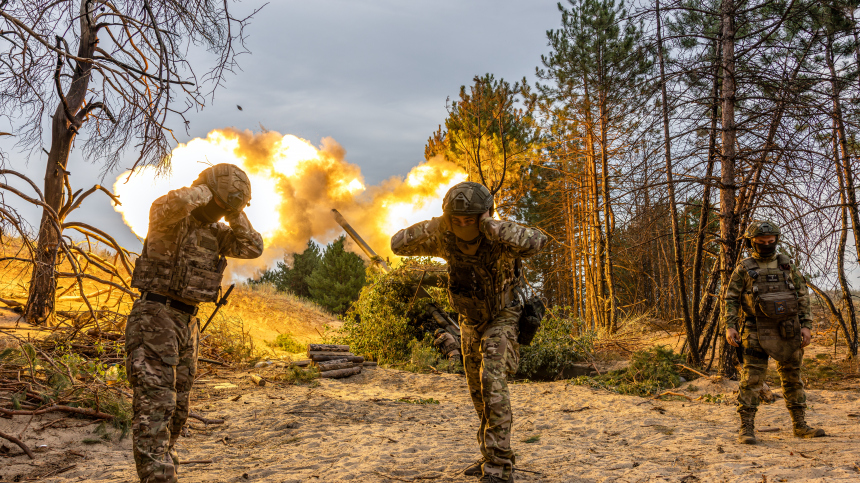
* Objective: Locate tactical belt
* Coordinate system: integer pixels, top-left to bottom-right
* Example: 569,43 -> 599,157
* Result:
142,292 -> 199,316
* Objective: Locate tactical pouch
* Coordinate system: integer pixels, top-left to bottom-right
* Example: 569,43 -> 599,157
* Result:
779,318 -> 797,339
130,257 -> 174,294
448,291 -> 493,322
131,257 -> 223,304
755,292 -> 799,320
517,297 -> 545,346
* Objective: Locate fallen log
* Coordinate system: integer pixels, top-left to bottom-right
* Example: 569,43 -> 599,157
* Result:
290,359 -> 312,367
362,361 -> 378,367
310,354 -> 364,363
0,430 -> 34,459
0,405 -> 114,420
319,366 -> 362,379
308,351 -> 356,357
249,374 -> 266,386
317,359 -> 354,372
307,344 -> 350,353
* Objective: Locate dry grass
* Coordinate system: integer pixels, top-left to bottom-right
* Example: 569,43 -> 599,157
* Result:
0,237 -> 338,355
200,283 -> 339,355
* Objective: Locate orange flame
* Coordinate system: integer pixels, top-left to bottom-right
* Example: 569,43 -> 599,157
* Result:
113,128 -> 467,277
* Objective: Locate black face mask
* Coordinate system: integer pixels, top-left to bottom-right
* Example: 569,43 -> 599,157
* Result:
752,241 -> 777,257
191,200 -> 230,224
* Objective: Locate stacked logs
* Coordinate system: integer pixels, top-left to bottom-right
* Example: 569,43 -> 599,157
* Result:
309,344 -> 369,379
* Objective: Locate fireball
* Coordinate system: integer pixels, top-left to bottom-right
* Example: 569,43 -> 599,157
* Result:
113,129 -> 467,276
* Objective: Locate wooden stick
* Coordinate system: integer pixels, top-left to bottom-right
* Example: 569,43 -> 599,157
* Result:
182,459 -> 213,464
317,359 -> 353,372
188,412 -> 224,425
310,354 -> 364,363
675,363 -> 712,379
319,366 -> 361,379
308,344 -> 350,353
308,351 -> 356,357
0,405 -> 113,420
0,429 -> 34,459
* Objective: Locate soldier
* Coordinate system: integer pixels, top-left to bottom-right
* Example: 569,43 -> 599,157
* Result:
724,220 -> 825,445
433,328 -> 462,363
125,164 -> 264,482
391,182 -> 546,483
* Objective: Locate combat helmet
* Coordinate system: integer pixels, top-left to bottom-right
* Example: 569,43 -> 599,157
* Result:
743,219 -> 781,253
193,163 -> 252,213
442,182 -> 493,215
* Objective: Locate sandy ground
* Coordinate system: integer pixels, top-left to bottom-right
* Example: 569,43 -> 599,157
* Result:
2,366 -> 859,483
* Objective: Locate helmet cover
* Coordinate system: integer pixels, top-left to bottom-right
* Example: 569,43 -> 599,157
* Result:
744,220 -> 781,240
193,163 -> 252,213
442,181 -> 494,215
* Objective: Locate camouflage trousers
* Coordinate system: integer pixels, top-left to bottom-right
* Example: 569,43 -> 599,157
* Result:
125,299 -> 199,483
738,327 -> 806,413
460,306 -> 521,480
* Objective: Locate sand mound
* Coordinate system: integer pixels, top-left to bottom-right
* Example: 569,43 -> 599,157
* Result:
204,283 -> 339,351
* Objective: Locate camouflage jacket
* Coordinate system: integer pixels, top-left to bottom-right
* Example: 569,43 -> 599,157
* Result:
390,216 -> 546,322
723,253 -> 812,331
132,185 -> 264,304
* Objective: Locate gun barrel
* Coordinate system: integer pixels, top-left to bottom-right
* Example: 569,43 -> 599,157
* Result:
331,209 -> 391,272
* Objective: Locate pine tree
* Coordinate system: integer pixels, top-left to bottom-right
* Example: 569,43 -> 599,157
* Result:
252,241 -> 321,298
306,236 -> 367,314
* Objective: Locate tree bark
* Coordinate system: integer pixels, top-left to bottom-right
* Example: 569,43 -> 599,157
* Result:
26,0 -> 98,324
718,0 -> 739,377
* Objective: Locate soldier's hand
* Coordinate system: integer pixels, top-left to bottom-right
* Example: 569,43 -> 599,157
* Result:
726,328 -> 741,347
801,327 -> 812,347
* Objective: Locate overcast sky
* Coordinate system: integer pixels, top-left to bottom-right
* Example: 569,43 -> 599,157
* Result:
2,0 -> 561,252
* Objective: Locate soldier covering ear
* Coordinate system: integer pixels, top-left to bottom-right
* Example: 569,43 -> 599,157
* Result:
391,181 -> 546,483
126,163 -> 263,483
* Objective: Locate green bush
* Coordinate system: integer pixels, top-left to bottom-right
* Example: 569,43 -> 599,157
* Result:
269,333 -> 305,353
335,259 -> 450,365
404,334 -> 463,374
517,307 -> 594,379
570,345 -> 687,397
274,365 -> 320,386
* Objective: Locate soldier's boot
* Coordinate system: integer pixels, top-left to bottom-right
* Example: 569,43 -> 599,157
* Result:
790,409 -> 826,438
737,408 -> 757,445
463,459 -> 485,477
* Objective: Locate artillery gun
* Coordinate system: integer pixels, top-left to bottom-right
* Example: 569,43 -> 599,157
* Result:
330,209 -> 461,352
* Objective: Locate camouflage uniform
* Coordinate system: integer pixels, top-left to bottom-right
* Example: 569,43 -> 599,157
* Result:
126,165 -> 263,483
433,329 -> 462,362
723,220 -> 823,443
391,213 -> 546,481
724,254 -> 811,411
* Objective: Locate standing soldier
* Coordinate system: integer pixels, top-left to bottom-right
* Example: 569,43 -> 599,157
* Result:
391,182 -> 546,483
724,220 -> 825,445
126,164 -> 264,482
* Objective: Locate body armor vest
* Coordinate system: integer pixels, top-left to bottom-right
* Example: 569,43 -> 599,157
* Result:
443,233 -> 518,322
741,254 -> 801,362
131,217 -> 227,304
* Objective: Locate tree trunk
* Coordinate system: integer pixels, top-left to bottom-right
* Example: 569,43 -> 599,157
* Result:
718,0 -> 739,377
657,0 -> 697,363
826,31 -> 860,266
833,121 -> 859,356
598,96 -> 618,333
26,0 -> 98,325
